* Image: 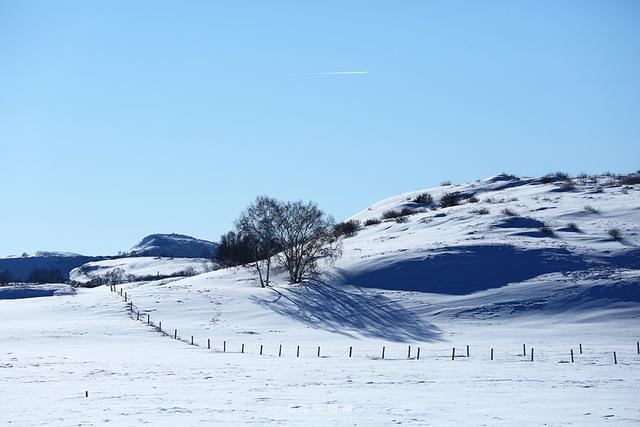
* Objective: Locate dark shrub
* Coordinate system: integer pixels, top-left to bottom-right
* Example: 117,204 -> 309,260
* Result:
539,226 -> 554,235
364,218 -> 381,226
467,196 -> 479,203
501,208 -> 518,216
541,176 -> 554,184
566,222 -> 580,232
472,208 -> 490,215
584,205 -> 599,214
621,174 -> 640,185
559,180 -> 576,191
395,216 -> 408,223
382,209 -> 403,220
412,192 -> 433,205
439,192 -> 460,208
608,228 -> 622,240
441,180 -> 452,186
334,220 -> 361,237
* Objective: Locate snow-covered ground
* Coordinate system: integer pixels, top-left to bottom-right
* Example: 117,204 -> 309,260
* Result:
2,174 -> 639,425
69,256 -> 216,284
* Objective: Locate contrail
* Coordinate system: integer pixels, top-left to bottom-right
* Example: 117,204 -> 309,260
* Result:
308,71 -> 369,75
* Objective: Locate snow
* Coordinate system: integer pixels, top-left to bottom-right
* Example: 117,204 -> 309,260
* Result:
2,174 -> 639,425
69,256 -> 216,284
127,233 -> 218,258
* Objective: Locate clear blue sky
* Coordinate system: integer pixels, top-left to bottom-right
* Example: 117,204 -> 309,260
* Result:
1,0 -> 639,256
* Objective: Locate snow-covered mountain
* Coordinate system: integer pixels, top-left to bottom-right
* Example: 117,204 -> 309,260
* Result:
126,233 -> 218,259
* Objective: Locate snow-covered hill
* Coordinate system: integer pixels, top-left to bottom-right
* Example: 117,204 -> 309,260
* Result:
69,256 -> 216,285
126,233 -> 218,258
0,253 -> 102,281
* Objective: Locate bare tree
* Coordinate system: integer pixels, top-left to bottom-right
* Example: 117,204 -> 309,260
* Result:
272,200 -> 341,283
235,196 -> 282,287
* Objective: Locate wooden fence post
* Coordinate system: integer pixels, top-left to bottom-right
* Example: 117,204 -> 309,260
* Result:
137,311 -> 140,321
124,292 -> 127,302
158,321 -> 161,331
191,336 -> 194,345
260,344 -> 263,355
417,347 -> 421,360
637,341 -> 639,354
317,346 -> 321,357
381,346 -> 385,359
296,346 -> 300,358
278,344 -> 282,357
491,348 -> 494,361
614,352 -> 617,365
242,344 -> 245,353
571,349 -> 574,363
223,341 -> 226,352
452,347 -> 455,360
174,329 -> 177,339
208,339 -> 210,349
579,344 -> 582,354
523,344 -> 526,356
147,315 -> 150,326
466,345 -> 470,357
531,348 -> 534,362
349,346 -> 353,358
408,345 -> 411,359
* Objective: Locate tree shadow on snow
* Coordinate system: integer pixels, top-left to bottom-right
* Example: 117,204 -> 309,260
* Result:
340,244 -> 594,295
250,276 -> 442,343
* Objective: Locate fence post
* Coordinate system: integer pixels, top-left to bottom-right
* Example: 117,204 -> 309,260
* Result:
417,347 -> 421,360
571,349 -> 574,363
579,344 -> 582,354
85,391 -> 88,398
159,321 -> 161,331
191,336 -> 194,345
408,345 -> 411,359
278,344 -> 282,357
490,348 -> 494,361
349,346 -> 353,358
297,346 -> 300,358
381,346 -> 385,359
523,344 -> 526,356
223,341 -> 226,352
242,344 -> 245,353
147,314 -> 150,326
637,341 -> 639,354
531,348 -> 534,362
452,347 -> 455,360
260,344 -> 263,355
137,311 -> 140,321
208,339 -> 210,350
124,292 -> 127,302
614,352 -> 617,365
174,329 -> 177,339
466,345 -> 470,357
317,346 -> 321,357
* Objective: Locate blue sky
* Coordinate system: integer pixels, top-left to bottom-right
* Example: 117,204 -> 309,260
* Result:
1,0 -> 639,256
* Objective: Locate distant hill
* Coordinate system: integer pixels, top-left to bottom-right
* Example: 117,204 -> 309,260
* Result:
126,233 -> 218,259
0,253 -> 103,282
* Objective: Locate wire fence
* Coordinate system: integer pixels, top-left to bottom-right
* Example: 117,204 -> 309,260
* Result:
109,284 -> 640,365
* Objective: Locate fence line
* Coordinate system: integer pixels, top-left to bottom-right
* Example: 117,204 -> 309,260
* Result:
109,285 -> 639,365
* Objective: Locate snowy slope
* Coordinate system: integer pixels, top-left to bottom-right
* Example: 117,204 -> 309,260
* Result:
69,256 -> 216,285
127,233 -> 218,258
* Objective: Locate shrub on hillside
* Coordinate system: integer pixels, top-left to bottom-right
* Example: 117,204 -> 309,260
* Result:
608,228 -> 622,240
584,205 -> 599,214
539,226 -> 554,235
364,218 -> 381,226
412,192 -> 433,205
382,209 -> 403,220
559,180 -> 576,191
471,208 -> 490,215
395,216 -> 408,223
441,180 -> 452,186
566,222 -> 580,232
439,192 -> 460,208
501,208 -> 518,217
467,196 -> 479,203
334,220 -> 362,238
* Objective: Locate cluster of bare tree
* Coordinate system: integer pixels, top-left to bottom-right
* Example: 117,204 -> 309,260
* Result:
217,196 -> 341,286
